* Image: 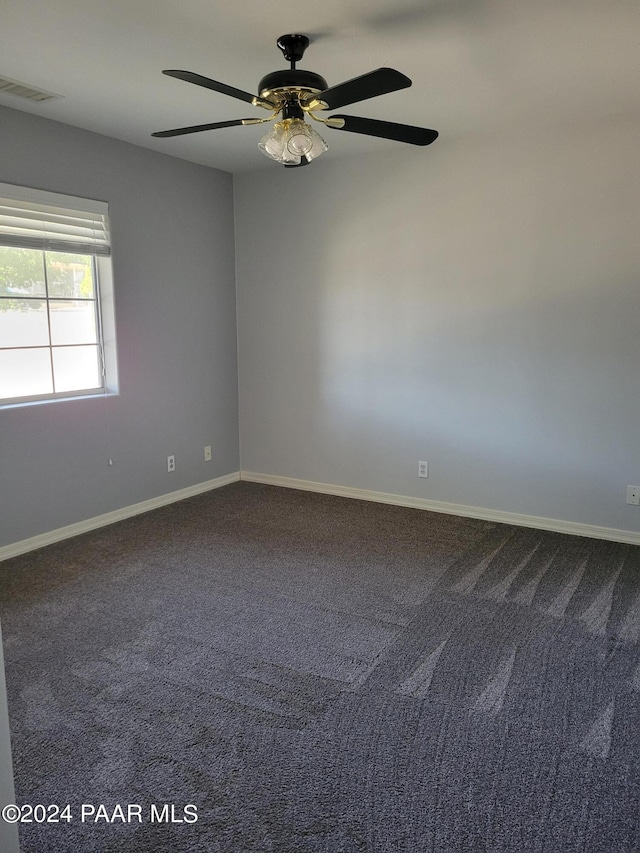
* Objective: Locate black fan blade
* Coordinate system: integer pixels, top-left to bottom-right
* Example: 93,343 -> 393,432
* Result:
329,114 -> 438,146
152,119 -> 255,138
162,70 -> 276,109
304,68 -> 411,111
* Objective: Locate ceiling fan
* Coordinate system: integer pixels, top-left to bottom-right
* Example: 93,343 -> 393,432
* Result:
152,34 -> 438,167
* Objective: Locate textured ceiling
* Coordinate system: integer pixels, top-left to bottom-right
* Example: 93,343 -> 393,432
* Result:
1,0 -> 638,173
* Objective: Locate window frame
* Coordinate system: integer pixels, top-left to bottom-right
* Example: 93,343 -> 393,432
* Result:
0,183 -> 118,408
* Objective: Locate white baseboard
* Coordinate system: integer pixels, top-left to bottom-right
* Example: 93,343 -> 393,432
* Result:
0,472 -> 241,562
240,471 -> 640,546
3,470 -> 637,561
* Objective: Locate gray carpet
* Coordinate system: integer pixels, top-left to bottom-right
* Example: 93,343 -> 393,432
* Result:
0,482 -> 639,852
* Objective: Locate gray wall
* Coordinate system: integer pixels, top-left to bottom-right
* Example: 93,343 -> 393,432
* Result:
1,106 -> 639,542
0,106 -> 239,547
235,116 -> 640,534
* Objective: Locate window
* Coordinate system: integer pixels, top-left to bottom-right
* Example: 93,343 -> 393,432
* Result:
0,183 -> 117,405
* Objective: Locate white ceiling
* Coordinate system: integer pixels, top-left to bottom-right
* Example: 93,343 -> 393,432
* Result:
2,0 -> 638,174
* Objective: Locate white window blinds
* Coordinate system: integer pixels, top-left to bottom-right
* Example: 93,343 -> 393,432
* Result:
0,182 -> 110,256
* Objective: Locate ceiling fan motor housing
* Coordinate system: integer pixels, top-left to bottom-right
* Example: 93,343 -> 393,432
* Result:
258,69 -> 328,103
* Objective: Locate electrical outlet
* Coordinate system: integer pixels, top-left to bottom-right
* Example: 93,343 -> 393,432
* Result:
204,445 -> 212,462
167,454 -> 175,473
418,461 -> 429,478
627,486 -> 640,506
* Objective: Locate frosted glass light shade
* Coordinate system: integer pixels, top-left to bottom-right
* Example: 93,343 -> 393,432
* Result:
303,126 -> 329,162
286,121 -> 313,156
259,119 -> 327,165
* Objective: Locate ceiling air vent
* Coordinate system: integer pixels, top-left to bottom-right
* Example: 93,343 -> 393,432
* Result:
0,75 -> 62,102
